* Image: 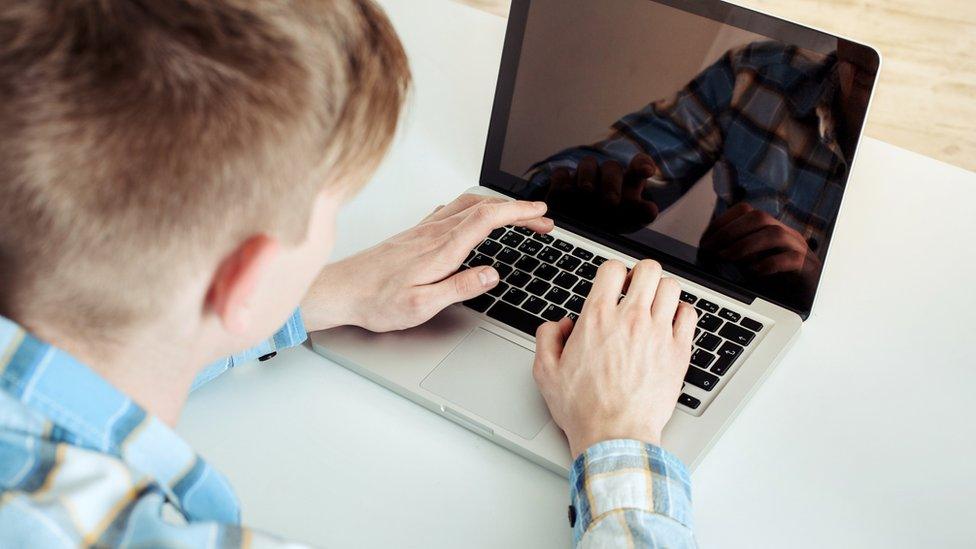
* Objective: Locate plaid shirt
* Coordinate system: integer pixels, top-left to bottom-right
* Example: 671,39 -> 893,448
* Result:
0,312 -> 694,547
523,41 -> 848,260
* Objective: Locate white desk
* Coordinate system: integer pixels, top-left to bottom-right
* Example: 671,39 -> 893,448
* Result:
177,1 -> 976,547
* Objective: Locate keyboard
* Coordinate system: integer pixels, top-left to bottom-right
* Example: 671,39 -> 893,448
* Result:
459,225 -> 768,415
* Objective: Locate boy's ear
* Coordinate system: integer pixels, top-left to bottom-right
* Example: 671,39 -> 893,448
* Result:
206,235 -> 281,334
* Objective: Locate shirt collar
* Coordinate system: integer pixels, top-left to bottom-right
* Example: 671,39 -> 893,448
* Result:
0,314 -> 240,524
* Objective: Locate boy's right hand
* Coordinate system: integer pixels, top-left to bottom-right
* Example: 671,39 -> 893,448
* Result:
532,259 -> 697,458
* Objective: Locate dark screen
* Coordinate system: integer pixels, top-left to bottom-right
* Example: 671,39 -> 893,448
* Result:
483,0 -> 879,316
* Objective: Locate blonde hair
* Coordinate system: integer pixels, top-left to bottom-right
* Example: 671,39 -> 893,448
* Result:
0,0 -> 410,336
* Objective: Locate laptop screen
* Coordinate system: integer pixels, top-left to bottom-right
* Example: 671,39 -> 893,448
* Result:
481,0 -> 879,317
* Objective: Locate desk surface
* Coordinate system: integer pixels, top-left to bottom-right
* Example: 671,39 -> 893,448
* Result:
177,1 -> 976,547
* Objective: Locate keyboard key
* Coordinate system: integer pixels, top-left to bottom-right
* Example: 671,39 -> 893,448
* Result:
469,253 -> 493,267
477,239 -> 502,256
534,264 -> 559,280
568,312 -> 579,322
572,248 -> 594,261
499,232 -> 525,247
575,263 -> 598,280
545,287 -> 570,305
487,281 -> 509,297
541,304 -> 568,321
719,323 -> 755,346
463,293 -> 495,313
711,341 -> 743,375
572,280 -> 593,296
553,239 -> 574,253
696,332 -> 721,351
518,239 -> 543,255
740,317 -> 764,332
502,288 -> 528,306
514,255 -> 540,272
553,271 -> 579,289
556,255 -> 582,272
512,226 -> 533,236
690,348 -> 716,368
565,294 -> 585,314
685,366 -> 719,391
591,255 -> 608,266
522,296 -> 546,314
697,313 -> 723,333
531,232 -> 554,243
678,393 -> 701,409
487,302 -> 545,336
525,278 -> 551,296
537,246 -> 563,263
718,308 -> 741,323
697,299 -> 719,313
507,270 -> 532,288
679,291 -> 697,304
496,247 -> 521,265
488,227 -> 505,240
492,261 -> 513,279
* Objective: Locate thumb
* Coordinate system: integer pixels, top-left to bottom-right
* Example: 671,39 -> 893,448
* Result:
535,316 -> 574,366
426,265 -> 499,311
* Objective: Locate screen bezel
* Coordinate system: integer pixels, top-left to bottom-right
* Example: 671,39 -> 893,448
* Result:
479,0 -> 880,319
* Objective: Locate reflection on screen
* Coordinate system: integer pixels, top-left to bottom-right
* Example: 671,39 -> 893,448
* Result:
495,0 -> 878,314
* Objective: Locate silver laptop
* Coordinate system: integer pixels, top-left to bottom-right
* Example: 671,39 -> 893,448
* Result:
310,0 -> 880,475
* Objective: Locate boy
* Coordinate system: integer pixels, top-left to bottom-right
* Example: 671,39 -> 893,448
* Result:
0,1 -> 697,546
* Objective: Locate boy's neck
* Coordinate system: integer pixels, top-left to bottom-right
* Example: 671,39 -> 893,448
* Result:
27,318 -> 206,427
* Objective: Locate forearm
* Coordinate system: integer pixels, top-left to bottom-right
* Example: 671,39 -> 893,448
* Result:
571,439 -> 696,548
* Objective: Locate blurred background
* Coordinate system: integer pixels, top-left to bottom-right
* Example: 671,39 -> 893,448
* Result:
456,0 -> 976,173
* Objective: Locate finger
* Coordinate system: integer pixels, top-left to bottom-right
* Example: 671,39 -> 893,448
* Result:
752,249 -> 807,275
534,318 -> 571,369
425,193 -> 502,223
577,156 -> 599,194
650,277 -> 681,324
673,302 -> 697,346
701,202 -> 752,241
621,259 -> 662,311
722,225 -> 806,261
448,200 -> 549,255
516,216 -> 555,234
622,154 -> 657,200
583,260 -> 628,312
598,160 -> 624,209
419,265 -> 500,314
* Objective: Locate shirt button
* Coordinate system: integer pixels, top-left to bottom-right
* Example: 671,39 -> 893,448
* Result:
567,504 -> 577,527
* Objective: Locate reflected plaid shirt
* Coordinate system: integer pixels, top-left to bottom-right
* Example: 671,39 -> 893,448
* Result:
0,311 -> 694,547
523,41 -> 849,260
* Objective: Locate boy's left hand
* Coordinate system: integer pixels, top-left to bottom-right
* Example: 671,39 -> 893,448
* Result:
300,194 -> 553,332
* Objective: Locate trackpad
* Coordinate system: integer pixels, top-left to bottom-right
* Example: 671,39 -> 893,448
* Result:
421,328 -> 552,439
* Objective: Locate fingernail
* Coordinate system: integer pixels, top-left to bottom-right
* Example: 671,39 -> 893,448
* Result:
533,201 -> 547,210
479,267 -> 499,287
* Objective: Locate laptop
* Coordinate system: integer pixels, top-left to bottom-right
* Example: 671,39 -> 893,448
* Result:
310,0 -> 880,474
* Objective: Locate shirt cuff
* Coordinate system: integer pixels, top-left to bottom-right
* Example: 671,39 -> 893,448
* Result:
569,439 -> 693,543
190,308 -> 308,392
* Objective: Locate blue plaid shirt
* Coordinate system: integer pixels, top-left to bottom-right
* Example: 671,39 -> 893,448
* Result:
0,312 -> 695,547
523,41 -> 848,261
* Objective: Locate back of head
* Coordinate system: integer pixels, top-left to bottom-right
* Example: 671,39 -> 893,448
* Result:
0,0 -> 410,339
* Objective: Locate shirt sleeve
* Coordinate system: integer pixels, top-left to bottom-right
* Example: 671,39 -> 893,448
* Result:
190,308 -> 308,391
571,439 -> 697,548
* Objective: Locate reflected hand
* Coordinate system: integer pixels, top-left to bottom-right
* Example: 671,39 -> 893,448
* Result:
700,203 -> 822,290
301,194 -> 554,332
545,154 -> 660,233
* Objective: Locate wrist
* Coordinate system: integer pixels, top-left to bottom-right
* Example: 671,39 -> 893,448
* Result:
568,429 -> 663,460
300,262 -> 367,332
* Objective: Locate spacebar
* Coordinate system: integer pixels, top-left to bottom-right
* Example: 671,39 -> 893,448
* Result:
486,301 -> 545,337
